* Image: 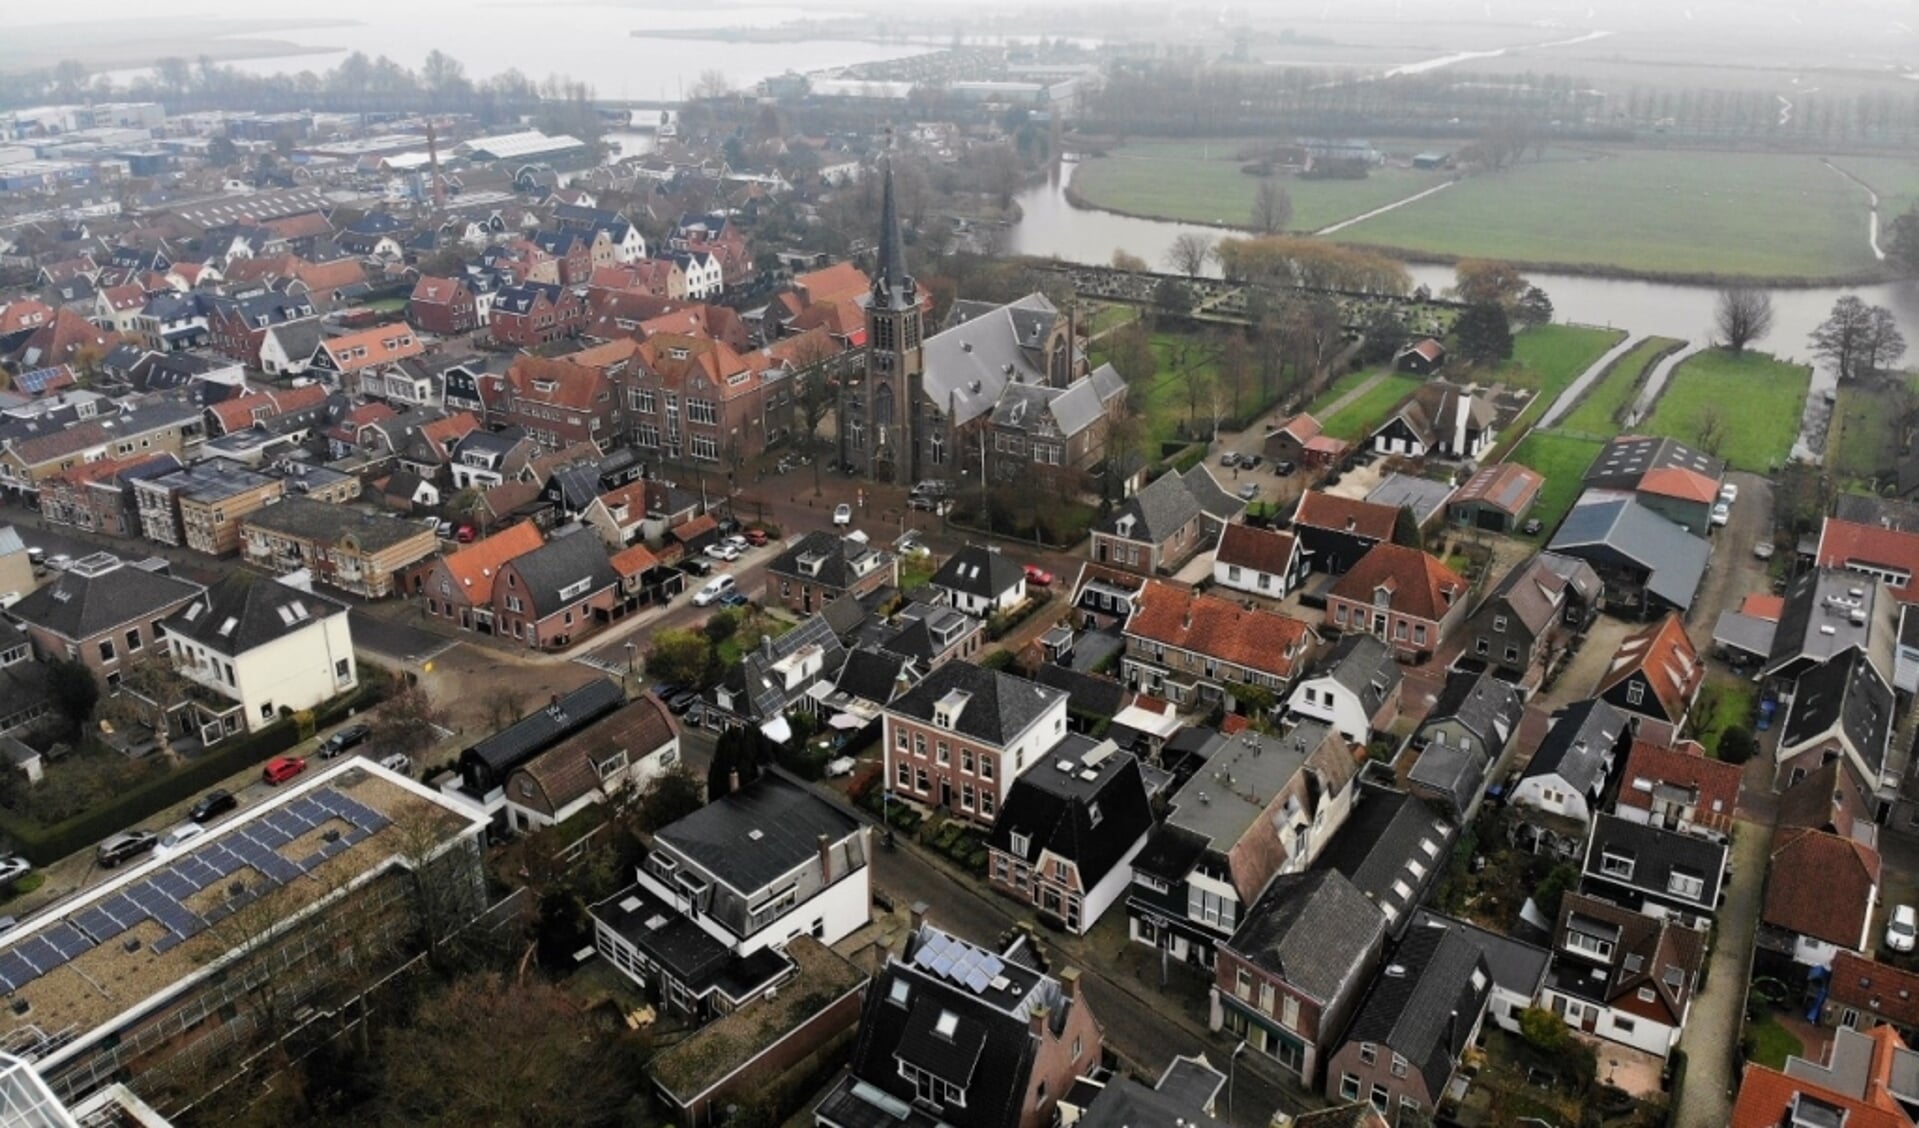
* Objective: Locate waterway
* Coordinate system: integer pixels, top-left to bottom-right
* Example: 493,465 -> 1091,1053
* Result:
1008,160 -> 1919,361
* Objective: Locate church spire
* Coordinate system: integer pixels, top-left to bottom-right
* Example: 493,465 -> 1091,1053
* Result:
874,153 -> 914,312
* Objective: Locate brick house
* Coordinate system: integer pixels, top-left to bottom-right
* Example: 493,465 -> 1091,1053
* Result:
130,459 -> 285,556
490,532 -> 621,649
985,739 -> 1155,934
408,275 -> 479,335
240,496 -> 440,598
530,230 -> 594,285
1611,738 -> 1740,841
38,453 -> 180,539
0,401 -> 206,496
1089,468 -> 1243,575
1292,492 -> 1403,576
882,661 -> 1071,828
416,522 -> 545,633
626,333 -> 790,470
1215,870 -> 1387,1086
1323,922 -> 1490,1119
306,323 -> 426,396
1596,612 -> 1704,746
490,283 -> 586,348
1324,543 -> 1469,663
1540,892 -> 1705,1058
499,338 -> 636,452
205,292 -> 316,368
764,531 -> 897,615
6,552 -> 203,683
1121,579 -> 1319,712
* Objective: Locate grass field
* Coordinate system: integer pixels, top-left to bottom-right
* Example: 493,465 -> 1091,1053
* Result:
1069,139 -> 1452,233
1642,349 -> 1811,473
1306,367 -> 1389,417
1509,431 -> 1606,539
1696,674 -> 1758,758
1558,336 -> 1686,435
1503,325 -> 1627,396
1829,155 -> 1919,225
1319,373 -> 1425,441
1335,148 -> 1882,279
1828,383 -> 1902,487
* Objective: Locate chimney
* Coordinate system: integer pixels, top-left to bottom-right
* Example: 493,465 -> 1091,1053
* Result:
817,833 -> 832,882
763,634 -> 777,660
728,768 -> 741,795
1059,967 -> 1080,1000
1029,1002 -> 1050,1037
910,901 -> 928,933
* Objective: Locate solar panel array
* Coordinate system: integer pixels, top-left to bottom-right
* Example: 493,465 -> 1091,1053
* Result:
0,788 -> 388,995
911,930 -> 1006,995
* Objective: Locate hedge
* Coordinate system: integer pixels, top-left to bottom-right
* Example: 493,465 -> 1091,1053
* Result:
0,678 -> 388,866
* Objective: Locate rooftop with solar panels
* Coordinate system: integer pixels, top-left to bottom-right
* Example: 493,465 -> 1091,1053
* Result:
0,762 -> 480,1061
900,924 -> 1049,1018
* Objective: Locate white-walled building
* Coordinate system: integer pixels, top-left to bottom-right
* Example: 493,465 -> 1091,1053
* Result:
161,572 -> 356,734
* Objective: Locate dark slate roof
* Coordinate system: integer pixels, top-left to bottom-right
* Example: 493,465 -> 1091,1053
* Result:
1547,490 -> 1709,609
1521,699 -> 1628,795
1406,739 -> 1487,817
163,575 -> 346,656
507,532 -> 618,615
1034,662 -> 1129,720
931,545 -> 1025,601
1783,650 -> 1894,776
1582,812 -> 1728,911
460,677 -> 624,775
1076,1074 -> 1228,1128
7,554 -> 201,641
1225,869 -> 1386,1005
1582,434 -> 1724,490
721,613 -> 847,722
1096,468 -> 1205,544
1130,822 -> 1212,885
1338,921 -> 1490,1097
1834,493 -> 1919,534
1316,633 -> 1401,717
832,647 -> 913,707
1423,668 -> 1523,751
242,496 -> 431,551
886,661 -> 1064,748
767,530 -> 891,591
1409,909 -> 1551,1002
658,773 -> 860,894
591,881 -> 788,1003
987,742 -> 1154,891
1317,781 -> 1456,933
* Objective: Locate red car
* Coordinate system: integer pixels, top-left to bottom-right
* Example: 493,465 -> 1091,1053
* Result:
1023,564 -> 1055,587
262,756 -> 308,785
455,525 -> 477,544
744,528 -> 769,547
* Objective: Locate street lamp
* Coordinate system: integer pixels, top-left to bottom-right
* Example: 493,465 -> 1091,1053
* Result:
624,641 -> 637,694
1227,1038 -> 1247,1125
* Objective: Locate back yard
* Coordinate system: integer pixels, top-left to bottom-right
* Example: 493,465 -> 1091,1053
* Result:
1641,349 -> 1811,473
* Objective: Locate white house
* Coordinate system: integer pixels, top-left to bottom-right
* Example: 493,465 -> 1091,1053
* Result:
503,695 -> 680,831
1508,700 -> 1627,858
1284,633 -> 1400,746
259,321 -> 321,376
675,250 -> 723,299
930,544 -> 1027,617
161,573 -> 357,733
1213,523 -> 1305,600
1540,893 -> 1705,1059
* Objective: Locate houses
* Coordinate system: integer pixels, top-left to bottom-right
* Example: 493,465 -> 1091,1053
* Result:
1292,492 -> 1403,577
985,737 -> 1155,934
1580,813 -> 1728,923
240,496 -> 440,598
306,322 -> 426,394
1611,738 -> 1740,841
931,545 -> 1028,616
1508,700 -> 1630,858
205,291 -> 315,368
6,551 -> 202,683
161,574 -> 357,735
1213,869 -> 1387,1087
711,615 -> 847,740
1394,338 -> 1446,375
1090,467 -> 1242,575
1817,518 -> 1919,598
1546,491 -> 1710,618
1324,543 -> 1469,662
489,282 -> 585,347
497,338 -> 635,452
1317,779 -> 1456,935
1213,523 -> 1306,601
1285,633 -> 1402,746
1760,827 -> 1880,967
1409,910 -> 1551,1035
1447,461 -> 1544,534
766,531 -> 897,615
1728,1025 -> 1917,1128
416,522 -> 545,633
1581,434 -> 1725,537
1822,952 -> 1919,1038
1322,920 -> 1490,1121
1763,569 -> 1898,687
1405,669 -> 1523,822
814,923 -> 1102,1128
454,677 -> 626,821
1122,580 -> 1319,712
1539,892 -> 1706,1058
130,458 -> 284,556
1367,380 -> 1495,463
1264,413 -> 1324,467
1458,552 -> 1600,681
491,532 -> 622,650
1126,722 -> 1360,967
0,401 -> 206,493
1596,612 -> 1704,744
503,695 -> 678,831
882,660 -> 1070,828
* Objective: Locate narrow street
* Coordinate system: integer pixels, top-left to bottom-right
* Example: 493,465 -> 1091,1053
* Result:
1673,816 -> 1774,1128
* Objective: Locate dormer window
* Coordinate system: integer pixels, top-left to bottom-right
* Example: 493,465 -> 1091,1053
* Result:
1600,850 -> 1635,880
933,689 -> 971,730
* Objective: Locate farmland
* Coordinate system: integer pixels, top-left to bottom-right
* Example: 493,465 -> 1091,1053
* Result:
1640,349 -> 1811,473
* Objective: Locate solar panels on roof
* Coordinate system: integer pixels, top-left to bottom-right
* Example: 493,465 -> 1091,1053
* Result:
911,930 -> 1006,995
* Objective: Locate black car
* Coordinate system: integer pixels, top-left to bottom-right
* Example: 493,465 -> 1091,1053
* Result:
318,723 -> 372,759
1239,454 -> 1262,470
189,789 -> 238,823
1274,460 -> 1296,477
665,689 -> 702,715
679,557 -> 714,578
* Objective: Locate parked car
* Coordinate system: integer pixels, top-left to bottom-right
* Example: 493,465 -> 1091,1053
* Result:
704,542 -> 741,562
1890,904 -> 1917,953
833,503 -> 853,527
1274,460 -> 1296,477
0,856 -> 30,887
723,534 -> 749,551
262,756 -> 308,785
1237,483 -> 1259,501
679,557 -> 714,578
719,591 -> 751,608
97,830 -> 157,868
455,525 -> 476,544
1754,541 -> 1775,560
825,756 -> 857,778
436,519 -> 454,539
1219,451 -> 1240,467
47,553 -> 72,572
378,753 -> 414,776
665,689 -> 702,715
1521,518 -> 1544,536
743,528 -> 769,547
1720,482 -> 1739,504
1711,502 -> 1731,527
1023,564 -> 1055,587
318,723 -> 371,759
1239,454 -> 1262,470
154,822 -> 206,859
693,574 -> 737,607
189,789 -> 238,823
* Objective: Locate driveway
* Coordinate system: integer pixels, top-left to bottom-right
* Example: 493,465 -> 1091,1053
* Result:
1673,819 -> 1774,1128
1685,471 -> 1775,653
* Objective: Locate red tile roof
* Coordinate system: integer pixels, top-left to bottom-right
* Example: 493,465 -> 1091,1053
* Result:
1293,490 -> 1400,541
1598,612 -> 1702,723
0,300 -> 55,335
794,261 -> 871,306
610,543 -> 661,577
1828,952 -> 1919,1038
1327,543 -> 1467,623
1638,466 -> 1721,504
1276,413 -> 1322,444
1215,523 -> 1298,578
99,283 -> 146,312
1765,827 -> 1881,949
1612,738 -> 1740,836
410,275 -> 471,304
1730,1064 -> 1910,1128
1451,461 -> 1545,515
441,522 -> 545,606
1125,579 -> 1317,681
1819,518 -> 1919,598
320,324 -> 425,373
1739,593 -> 1786,621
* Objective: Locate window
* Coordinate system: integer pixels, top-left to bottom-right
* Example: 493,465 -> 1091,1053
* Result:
1258,982 -> 1275,1015
962,749 -> 975,773
1235,968 -> 1253,1002
689,434 -> 719,461
915,767 -> 929,792
1668,869 -> 1705,900
1340,1074 -> 1361,1101
961,783 -> 974,810
1614,1016 -> 1637,1034
1626,681 -> 1645,706
125,629 -> 142,652
1281,994 -> 1300,1030
99,639 -> 116,662
1371,1085 -> 1390,1113
980,792 -> 994,818
1359,1043 -> 1377,1065
335,658 -> 351,683
1565,930 -> 1614,960
1011,831 -> 1030,856
1600,850 -> 1635,880
980,757 -> 994,780
897,762 -> 911,788
1493,615 -> 1508,632
937,742 -> 950,765
914,733 -> 926,757
1476,638 -> 1490,655
1413,624 -> 1426,645
1505,645 -> 1520,663
1391,1054 -> 1408,1078
1636,987 -> 1656,1003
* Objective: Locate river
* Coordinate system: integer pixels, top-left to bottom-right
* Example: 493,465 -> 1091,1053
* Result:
1009,160 -> 1919,364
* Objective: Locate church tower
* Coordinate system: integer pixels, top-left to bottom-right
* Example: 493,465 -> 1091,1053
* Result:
861,158 -> 923,485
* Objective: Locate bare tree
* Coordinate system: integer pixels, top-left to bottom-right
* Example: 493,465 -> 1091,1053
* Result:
374,682 -> 449,763
1165,232 -> 1215,278
1693,403 -> 1727,456
1250,179 -> 1293,235
1715,287 -> 1775,354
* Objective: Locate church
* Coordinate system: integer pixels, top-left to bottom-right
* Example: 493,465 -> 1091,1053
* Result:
839,164 -> 1128,487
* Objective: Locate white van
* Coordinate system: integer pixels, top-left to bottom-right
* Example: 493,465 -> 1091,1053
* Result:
693,574 -> 737,607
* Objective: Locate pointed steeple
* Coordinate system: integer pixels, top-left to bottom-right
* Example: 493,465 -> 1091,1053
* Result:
874,155 -> 914,312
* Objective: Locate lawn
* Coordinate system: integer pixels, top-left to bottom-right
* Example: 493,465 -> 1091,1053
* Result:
1069,138 -> 1453,232
1089,330 -> 1226,445
1334,148 -> 1883,280
1558,336 -> 1686,436
1827,382 -> 1904,488
1503,324 -> 1628,396
1305,366 -> 1389,417
1746,1016 -> 1805,1071
1319,373 -> 1424,441
1695,673 -> 1758,758
1642,349 -> 1811,473
1508,431 -> 1606,539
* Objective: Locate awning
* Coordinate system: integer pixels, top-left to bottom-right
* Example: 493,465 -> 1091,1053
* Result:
828,712 -> 865,731
760,716 -> 793,744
